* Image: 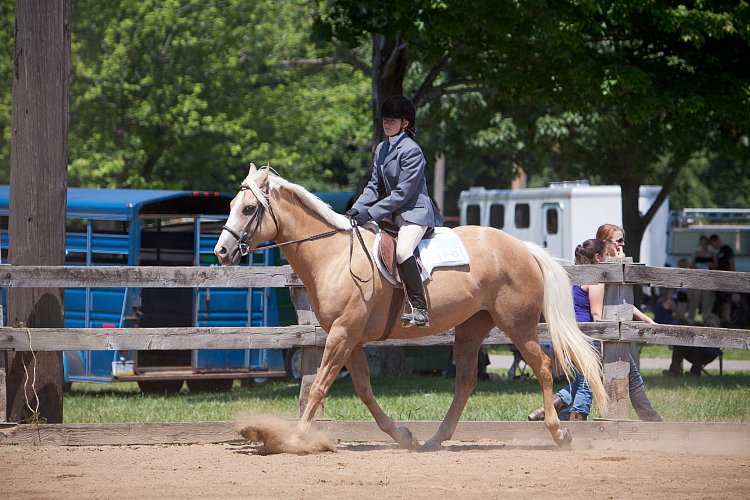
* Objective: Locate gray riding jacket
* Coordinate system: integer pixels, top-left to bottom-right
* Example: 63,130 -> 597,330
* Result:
352,134 -> 444,228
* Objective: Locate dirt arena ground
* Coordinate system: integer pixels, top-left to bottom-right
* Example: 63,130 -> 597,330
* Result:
2,436 -> 748,499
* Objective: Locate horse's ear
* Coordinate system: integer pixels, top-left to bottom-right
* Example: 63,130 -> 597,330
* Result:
256,165 -> 270,188
248,163 -> 257,176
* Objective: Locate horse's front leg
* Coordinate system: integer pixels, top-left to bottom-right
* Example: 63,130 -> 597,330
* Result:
297,327 -> 356,432
345,345 -> 420,450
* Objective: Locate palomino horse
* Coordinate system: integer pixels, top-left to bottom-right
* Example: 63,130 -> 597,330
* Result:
214,165 -> 607,449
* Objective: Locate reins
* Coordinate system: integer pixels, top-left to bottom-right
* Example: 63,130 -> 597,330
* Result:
222,184 -> 375,283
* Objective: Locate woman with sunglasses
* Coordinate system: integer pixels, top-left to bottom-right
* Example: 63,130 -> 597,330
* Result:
596,223 -> 663,421
596,223 -> 625,257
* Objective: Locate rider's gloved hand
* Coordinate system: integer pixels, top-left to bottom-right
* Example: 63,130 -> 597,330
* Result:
354,209 -> 371,225
345,208 -> 359,219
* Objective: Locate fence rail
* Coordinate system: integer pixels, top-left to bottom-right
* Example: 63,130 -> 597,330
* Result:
2,263 -> 748,293
1,322 -> 749,351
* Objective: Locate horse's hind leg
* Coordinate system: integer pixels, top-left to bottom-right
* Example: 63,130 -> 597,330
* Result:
345,345 -> 419,449
423,312 -> 493,450
513,336 -> 570,447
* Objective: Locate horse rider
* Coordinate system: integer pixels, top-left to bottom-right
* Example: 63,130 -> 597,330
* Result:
345,95 -> 444,327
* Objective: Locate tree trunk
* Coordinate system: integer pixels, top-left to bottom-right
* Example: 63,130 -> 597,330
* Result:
370,33 -> 408,147
6,0 -> 70,424
620,175 -> 644,264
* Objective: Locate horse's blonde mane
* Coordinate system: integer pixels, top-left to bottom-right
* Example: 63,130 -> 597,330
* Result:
243,166 -> 350,230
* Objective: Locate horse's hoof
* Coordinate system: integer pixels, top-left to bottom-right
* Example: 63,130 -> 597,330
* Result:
394,426 -> 419,450
556,427 -> 573,449
419,439 -> 442,452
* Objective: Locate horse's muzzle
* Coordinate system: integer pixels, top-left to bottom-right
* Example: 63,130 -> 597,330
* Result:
214,243 -> 242,266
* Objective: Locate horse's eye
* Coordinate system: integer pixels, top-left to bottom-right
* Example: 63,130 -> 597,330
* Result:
243,205 -> 257,216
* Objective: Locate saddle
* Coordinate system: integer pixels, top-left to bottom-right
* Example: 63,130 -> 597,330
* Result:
373,221 -> 469,287
370,222 -> 470,340
377,220 -> 405,285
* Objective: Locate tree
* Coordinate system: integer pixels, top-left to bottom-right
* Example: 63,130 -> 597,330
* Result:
66,0 -> 371,192
527,1 -> 750,260
0,0 -> 14,180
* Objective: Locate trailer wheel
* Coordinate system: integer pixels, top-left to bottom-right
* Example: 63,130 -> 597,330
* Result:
186,379 -> 234,393
137,380 -> 184,395
284,348 -> 302,381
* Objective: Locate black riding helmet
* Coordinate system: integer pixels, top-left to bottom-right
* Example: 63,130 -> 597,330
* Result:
380,95 -> 416,137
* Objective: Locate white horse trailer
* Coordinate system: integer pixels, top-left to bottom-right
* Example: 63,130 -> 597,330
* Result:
458,181 -> 669,266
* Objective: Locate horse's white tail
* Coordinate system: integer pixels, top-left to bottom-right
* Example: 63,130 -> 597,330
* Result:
524,242 -> 609,415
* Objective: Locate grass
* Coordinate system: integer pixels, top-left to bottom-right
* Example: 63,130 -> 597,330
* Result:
64,369 -> 750,424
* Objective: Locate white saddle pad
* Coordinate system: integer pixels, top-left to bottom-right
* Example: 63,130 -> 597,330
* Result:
373,227 -> 470,286
417,227 -> 471,274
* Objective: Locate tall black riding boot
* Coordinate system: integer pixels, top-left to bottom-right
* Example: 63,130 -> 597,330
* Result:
398,256 -> 429,327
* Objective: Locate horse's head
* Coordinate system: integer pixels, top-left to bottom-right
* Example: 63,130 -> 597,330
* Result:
214,164 -> 279,265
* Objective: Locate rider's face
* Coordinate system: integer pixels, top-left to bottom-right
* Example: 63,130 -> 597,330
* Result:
383,117 -> 408,137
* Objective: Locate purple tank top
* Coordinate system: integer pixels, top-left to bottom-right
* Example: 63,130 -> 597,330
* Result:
572,285 -> 593,322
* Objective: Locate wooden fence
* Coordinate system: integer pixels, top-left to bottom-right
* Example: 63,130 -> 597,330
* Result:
1,262 -> 749,435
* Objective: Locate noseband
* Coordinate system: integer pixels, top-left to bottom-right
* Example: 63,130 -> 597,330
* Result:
222,184 -> 279,257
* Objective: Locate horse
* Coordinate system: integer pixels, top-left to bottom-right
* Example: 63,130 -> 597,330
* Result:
214,165 -> 607,450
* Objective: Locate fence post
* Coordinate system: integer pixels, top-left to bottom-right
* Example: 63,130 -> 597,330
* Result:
290,287 -> 324,418
0,304 -> 5,423
601,257 -> 633,420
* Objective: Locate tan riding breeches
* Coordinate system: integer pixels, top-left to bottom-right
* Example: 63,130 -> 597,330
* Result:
394,214 -> 427,264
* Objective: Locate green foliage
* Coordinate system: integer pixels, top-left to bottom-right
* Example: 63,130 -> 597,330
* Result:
1,0 -> 747,207
0,0 -> 370,191
0,0 -> 14,181
67,0 -> 372,191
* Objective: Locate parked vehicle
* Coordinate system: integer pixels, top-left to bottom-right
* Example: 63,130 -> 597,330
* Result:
665,208 -> 750,326
458,182 -> 749,326
0,186 -> 350,392
458,181 -> 669,266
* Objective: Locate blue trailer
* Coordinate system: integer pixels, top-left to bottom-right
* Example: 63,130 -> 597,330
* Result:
0,186 -> 351,393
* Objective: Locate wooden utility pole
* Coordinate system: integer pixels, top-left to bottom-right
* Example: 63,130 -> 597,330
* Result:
5,0 -> 70,423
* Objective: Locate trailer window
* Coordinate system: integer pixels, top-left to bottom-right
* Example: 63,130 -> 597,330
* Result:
546,208 -> 558,234
514,204 -> 530,228
93,219 -> 128,234
489,204 -> 505,229
66,219 -> 87,233
466,204 -> 480,225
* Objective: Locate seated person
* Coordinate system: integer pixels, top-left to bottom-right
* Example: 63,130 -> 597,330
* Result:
664,314 -> 722,377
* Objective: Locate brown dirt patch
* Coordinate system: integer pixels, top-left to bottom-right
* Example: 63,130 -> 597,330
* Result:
2,437 -> 748,499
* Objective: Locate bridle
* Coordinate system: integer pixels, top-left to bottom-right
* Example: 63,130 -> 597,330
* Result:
221,184 -> 280,258
221,183 -> 375,283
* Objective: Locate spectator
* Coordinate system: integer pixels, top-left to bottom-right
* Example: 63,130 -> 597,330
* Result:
653,287 -> 679,325
687,235 -> 717,325
596,223 -> 626,257
709,234 -> 736,325
527,238 -> 662,422
597,224 -> 657,324
595,224 -> 662,420
663,314 -> 723,377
